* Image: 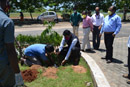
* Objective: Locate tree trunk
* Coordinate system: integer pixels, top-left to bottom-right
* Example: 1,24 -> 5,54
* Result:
30,12 -> 33,20
123,7 -> 127,21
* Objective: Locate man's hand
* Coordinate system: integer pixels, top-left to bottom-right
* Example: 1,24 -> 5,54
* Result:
71,22 -> 73,26
14,72 -> 24,87
61,59 -> 67,66
56,51 -> 60,55
99,34 -> 102,38
98,25 -> 102,30
112,33 -> 116,37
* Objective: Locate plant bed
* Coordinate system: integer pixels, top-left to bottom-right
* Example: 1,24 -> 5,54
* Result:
19,58 -> 94,87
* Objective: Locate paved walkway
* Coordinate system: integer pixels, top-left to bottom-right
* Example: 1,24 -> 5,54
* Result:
86,37 -> 130,87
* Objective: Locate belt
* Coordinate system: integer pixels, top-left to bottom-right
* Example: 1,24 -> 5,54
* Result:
94,25 -> 99,27
83,27 -> 90,29
104,32 -> 114,34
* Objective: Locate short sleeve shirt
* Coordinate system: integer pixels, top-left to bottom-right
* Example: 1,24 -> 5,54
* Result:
0,7 -> 14,62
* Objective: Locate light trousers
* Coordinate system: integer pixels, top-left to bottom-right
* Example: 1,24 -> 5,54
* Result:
73,26 -> 79,37
82,27 -> 91,50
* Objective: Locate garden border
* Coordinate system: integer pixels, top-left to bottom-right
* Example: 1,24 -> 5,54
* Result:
81,52 -> 111,87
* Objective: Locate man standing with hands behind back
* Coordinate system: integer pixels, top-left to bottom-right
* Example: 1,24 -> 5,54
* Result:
99,6 -> 122,63
91,7 -> 104,50
0,0 -> 24,87
70,7 -> 82,37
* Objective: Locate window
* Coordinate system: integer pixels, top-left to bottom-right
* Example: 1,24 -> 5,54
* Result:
49,12 -> 55,15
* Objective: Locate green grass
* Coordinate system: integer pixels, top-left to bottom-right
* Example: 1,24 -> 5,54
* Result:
20,57 -> 94,87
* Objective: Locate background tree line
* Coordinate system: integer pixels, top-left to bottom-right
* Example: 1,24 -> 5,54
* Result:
10,0 -> 130,20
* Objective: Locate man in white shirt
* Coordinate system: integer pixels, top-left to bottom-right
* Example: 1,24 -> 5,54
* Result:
56,30 -> 81,66
123,35 -> 130,84
91,7 -> 104,50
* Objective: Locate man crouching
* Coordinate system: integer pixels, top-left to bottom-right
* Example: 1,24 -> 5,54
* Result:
56,30 -> 81,66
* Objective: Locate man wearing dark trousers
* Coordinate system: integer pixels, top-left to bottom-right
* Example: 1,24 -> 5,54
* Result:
91,7 -> 104,50
56,30 -> 81,66
123,35 -> 130,84
0,0 -> 24,86
99,6 -> 122,63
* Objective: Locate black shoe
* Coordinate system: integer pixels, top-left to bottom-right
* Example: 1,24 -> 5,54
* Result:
94,47 -> 99,50
101,57 -> 106,59
124,64 -> 128,67
85,49 -> 92,52
106,60 -> 112,63
81,49 -> 85,52
127,80 -> 130,84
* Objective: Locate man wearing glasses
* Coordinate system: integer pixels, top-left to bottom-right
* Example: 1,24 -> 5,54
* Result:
91,7 -> 104,50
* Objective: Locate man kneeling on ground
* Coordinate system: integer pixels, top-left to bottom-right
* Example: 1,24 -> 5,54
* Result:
21,44 -> 55,67
56,30 -> 81,66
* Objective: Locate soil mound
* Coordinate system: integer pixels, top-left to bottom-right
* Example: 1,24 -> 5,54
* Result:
42,67 -> 58,79
72,65 -> 87,73
30,65 -> 46,72
21,69 -> 38,82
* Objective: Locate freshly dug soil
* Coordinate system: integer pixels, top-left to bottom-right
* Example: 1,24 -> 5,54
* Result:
30,65 -> 46,72
21,69 -> 39,82
72,65 -> 87,73
42,67 -> 58,79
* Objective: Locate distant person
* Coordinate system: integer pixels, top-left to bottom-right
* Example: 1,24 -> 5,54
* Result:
123,35 -> 130,84
20,12 -> 24,21
81,11 -> 93,52
70,8 -> 82,37
56,30 -> 81,66
88,10 -> 92,17
0,0 -> 24,86
21,44 -> 55,67
99,6 -> 122,63
91,7 -> 104,50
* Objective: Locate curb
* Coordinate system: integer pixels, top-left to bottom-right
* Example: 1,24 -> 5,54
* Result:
81,52 -> 111,87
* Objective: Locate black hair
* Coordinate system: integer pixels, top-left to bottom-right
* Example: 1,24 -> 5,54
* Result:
45,44 -> 54,53
63,30 -> 71,36
82,10 -> 87,14
112,6 -> 116,12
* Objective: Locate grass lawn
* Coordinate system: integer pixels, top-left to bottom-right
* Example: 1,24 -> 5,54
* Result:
19,57 -> 94,87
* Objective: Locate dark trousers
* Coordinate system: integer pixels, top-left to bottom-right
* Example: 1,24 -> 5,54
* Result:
93,26 -> 101,49
104,33 -> 114,61
57,47 -> 81,65
128,47 -> 130,78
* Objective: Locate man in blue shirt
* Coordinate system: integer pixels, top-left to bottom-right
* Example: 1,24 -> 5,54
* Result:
70,8 -> 82,37
99,6 -> 122,63
0,0 -> 24,86
21,44 -> 55,67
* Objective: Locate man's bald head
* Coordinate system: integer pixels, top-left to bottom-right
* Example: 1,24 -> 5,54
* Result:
95,7 -> 100,11
95,7 -> 100,15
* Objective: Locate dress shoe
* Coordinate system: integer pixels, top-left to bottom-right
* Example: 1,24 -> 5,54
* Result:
106,60 -> 112,63
81,49 -> 85,52
127,80 -> 130,84
101,57 -> 106,59
124,64 -> 128,67
123,74 -> 129,78
85,49 -> 92,52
